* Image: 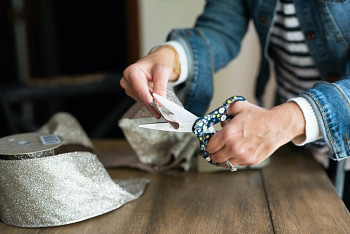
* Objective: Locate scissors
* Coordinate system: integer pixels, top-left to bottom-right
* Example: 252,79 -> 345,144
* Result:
139,93 -> 246,171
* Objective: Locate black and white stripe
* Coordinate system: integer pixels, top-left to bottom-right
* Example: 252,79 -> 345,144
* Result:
269,0 -> 322,102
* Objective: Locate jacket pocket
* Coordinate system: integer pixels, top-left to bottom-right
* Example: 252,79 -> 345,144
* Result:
321,1 -> 350,40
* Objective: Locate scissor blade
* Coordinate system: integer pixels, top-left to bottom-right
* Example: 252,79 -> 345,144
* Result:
153,93 -> 198,121
139,122 -> 194,132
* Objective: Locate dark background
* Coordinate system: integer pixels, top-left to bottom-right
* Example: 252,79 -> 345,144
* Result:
0,0 -> 139,138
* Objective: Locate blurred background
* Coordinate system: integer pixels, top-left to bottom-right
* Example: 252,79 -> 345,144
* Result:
0,0 -> 275,139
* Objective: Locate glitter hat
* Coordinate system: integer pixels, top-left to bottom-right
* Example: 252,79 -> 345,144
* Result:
0,113 -> 149,228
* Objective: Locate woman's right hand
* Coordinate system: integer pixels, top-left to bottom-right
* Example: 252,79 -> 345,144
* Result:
120,46 -> 180,118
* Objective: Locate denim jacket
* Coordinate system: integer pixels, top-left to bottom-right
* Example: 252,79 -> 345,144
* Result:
167,0 -> 350,161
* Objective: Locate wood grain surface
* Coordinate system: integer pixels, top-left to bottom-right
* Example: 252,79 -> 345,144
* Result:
263,146 -> 350,234
0,140 -> 349,233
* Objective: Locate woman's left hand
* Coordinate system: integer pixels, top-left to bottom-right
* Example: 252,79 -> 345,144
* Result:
206,101 -> 305,167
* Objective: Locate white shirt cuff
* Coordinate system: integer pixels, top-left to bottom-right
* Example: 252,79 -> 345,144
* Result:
289,97 -> 322,145
160,41 -> 189,86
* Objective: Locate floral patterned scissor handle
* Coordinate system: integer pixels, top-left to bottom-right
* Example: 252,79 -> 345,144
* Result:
192,96 -> 246,166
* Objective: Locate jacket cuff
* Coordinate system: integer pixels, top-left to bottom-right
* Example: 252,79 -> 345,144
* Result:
301,78 -> 350,161
289,97 -> 322,145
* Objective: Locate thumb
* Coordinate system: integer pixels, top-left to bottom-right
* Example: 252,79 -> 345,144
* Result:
226,100 -> 249,116
152,66 -> 170,98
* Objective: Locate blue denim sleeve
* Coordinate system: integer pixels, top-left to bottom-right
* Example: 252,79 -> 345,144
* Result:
301,77 -> 350,161
167,0 -> 250,116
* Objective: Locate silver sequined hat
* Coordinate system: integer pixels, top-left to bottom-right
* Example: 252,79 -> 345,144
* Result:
0,113 -> 149,228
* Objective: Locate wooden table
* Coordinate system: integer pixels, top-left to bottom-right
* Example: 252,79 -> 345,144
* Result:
1,140 -> 350,233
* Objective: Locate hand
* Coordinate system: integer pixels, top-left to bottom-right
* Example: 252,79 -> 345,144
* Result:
207,101 -> 305,167
120,46 -> 179,118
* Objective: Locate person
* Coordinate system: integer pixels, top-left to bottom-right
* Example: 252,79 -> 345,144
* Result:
121,0 -> 350,204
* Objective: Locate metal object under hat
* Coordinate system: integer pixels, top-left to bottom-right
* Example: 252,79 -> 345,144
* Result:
0,132 -> 63,160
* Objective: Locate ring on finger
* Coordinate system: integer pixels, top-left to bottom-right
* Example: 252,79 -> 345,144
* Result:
226,160 -> 238,172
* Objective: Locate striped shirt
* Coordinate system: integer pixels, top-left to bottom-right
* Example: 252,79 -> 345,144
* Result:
269,0 -> 322,103
268,0 -> 338,169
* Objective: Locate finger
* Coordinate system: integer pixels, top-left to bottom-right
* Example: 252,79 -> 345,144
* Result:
206,129 -> 227,154
220,159 -> 239,169
206,136 -> 224,155
220,119 -> 230,128
120,76 -> 130,94
122,75 -> 161,119
126,74 -> 157,116
132,88 -> 161,119
121,77 -> 139,101
220,156 -> 249,166
123,66 -> 153,105
226,100 -> 248,116
128,77 -> 152,105
209,146 -> 233,163
152,65 -> 170,98
125,88 -> 161,119
223,161 -> 255,167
